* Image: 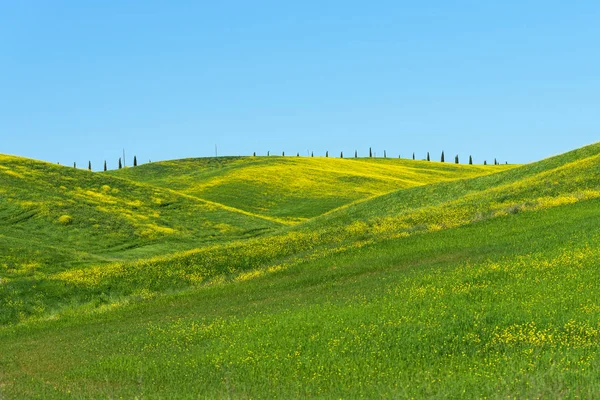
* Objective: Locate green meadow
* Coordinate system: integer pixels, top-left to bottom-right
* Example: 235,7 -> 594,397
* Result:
1,146 -> 599,398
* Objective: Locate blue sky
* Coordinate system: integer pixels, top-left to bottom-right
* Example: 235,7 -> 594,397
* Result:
1,1 -> 599,169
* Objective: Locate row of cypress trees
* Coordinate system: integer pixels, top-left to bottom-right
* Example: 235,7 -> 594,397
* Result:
75,156 -> 140,171
74,150 -> 505,171
251,149 -> 504,165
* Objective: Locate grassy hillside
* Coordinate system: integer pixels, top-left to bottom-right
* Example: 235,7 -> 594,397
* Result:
1,190 -> 599,398
44,143 -> 600,309
1,145 -> 599,398
109,156 -> 509,223
0,154 -> 281,264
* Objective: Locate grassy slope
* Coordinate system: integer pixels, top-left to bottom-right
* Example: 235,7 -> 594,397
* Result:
0,155 -> 284,324
109,156 -> 508,223
50,143 -> 600,304
1,195 -> 599,398
1,145 -> 599,397
0,155 -> 281,264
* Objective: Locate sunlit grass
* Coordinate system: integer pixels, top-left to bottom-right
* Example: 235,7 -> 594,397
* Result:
0,144 -> 599,398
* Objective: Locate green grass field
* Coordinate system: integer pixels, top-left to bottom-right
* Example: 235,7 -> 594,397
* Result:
1,147 -> 599,398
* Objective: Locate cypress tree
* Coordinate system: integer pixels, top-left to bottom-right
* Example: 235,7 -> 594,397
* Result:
412,153 -> 415,160
118,158 -> 122,169
88,161 -> 92,170
104,160 -> 107,171
494,158 -> 498,165
74,162 -> 76,168
369,147 -> 372,158
427,152 -> 430,161
326,151 -> 329,158
455,155 -> 459,164
441,151 -> 445,162
469,155 -> 473,165
267,151 -> 270,156
133,156 -> 137,167
311,151 -> 314,157
384,150 -> 387,158
340,151 -> 343,158
355,150 -> 358,158
297,152 -> 299,157
253,152 -> 256,157
484,160 -> 487,165
282,151 -> 285,156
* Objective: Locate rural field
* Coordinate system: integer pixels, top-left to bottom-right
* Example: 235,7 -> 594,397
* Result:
1,144 -> 600,398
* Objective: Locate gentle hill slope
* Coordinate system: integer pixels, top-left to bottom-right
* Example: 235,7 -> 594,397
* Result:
109,156 -> 511,223
2,144 -> 597,327
0,154 -> 281,272
51,143 -> 600,302
2,163 -> 600,397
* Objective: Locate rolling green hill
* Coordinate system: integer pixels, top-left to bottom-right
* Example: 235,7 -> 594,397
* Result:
0,154 -> 282,266
1,145 -> 599,398
109,156 -> 509,223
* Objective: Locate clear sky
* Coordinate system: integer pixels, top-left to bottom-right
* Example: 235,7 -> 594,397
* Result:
1,1 -> 599,169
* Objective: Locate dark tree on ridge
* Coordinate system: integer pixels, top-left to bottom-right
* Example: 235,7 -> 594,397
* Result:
118,158 -> 122,169
104,160 -> 107,171
441,151 -> 445,162
88,161 -> 92,171
369,147 -> 372,158
133,156 -> 137,167
427,152 -> 430,161
469,155 -> 473,165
